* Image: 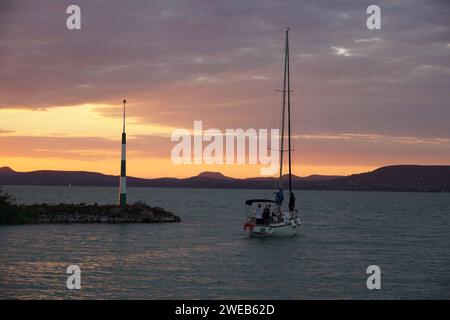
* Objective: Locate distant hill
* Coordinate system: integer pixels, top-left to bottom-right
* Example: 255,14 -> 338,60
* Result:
313,165 -> 450,192
195,171 -> 233,180
1,165 -> 449,192
301,174 -> 343,181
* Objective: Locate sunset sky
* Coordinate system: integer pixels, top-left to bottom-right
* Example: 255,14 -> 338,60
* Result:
0,0 -> 449,178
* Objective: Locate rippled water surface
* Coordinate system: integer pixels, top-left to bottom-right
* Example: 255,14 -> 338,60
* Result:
1,186 -> 449,299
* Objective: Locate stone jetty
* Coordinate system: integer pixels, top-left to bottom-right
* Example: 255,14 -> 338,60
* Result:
6,202 -> 181,224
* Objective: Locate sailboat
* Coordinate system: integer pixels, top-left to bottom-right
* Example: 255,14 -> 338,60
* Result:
243,29 -> 301,237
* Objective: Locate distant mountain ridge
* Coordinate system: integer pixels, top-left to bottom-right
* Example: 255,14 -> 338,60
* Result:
1,165 -> 449,192
195,171 -> 233,180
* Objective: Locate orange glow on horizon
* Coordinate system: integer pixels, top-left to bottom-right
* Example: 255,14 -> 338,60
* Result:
0,103 -> 379,178
1,102 -> 447,179
0,156 -> 374,179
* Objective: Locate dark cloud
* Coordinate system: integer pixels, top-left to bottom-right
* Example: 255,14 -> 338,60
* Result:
0,0 -> 449,140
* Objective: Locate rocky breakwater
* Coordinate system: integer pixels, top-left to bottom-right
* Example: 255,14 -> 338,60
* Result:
11,202 -> 181,224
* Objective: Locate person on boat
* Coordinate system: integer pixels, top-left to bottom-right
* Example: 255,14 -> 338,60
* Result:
269,204 -> 277,221
255,204 -> 263,225
288,192 -> 296,215
262,205 -> 271,224
274,188 -> 284,206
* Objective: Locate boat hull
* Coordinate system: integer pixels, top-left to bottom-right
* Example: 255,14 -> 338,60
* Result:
249,221 -> 299,237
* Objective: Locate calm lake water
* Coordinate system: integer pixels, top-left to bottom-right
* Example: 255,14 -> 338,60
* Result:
0,186 -> 449,299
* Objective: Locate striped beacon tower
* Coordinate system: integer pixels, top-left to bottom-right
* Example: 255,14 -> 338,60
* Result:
119,99 -> 127,208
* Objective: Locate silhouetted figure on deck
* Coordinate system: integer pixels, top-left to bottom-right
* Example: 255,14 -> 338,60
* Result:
288,192 -> 296,215
263,205 -> 271,225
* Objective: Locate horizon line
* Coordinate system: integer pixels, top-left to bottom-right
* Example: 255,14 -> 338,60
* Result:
2,164 -> 449,180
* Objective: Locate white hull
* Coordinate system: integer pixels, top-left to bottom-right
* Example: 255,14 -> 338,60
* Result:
248,220 -> 300,237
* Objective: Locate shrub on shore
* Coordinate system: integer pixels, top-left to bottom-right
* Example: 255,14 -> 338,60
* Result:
0,188 -> 35,224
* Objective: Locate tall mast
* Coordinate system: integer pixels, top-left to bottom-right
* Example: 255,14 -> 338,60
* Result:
279,28 -> 289,186
287,29 -> 292,194
119,99 -> 127,208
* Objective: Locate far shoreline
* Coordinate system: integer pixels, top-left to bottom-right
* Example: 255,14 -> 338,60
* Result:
1,165 -> 449,193
1,184 -> 448,194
